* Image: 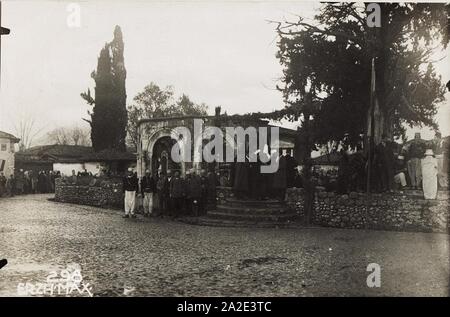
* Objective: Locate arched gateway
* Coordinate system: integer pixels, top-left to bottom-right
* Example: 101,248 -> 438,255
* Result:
136,114 -> 299,226
136,114 -> 297,179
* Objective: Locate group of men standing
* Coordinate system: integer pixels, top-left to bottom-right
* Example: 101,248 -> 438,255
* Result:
0,169 -> 60,197
373,132 -> 448,199
122,168 -> 214,219
232,150 -> 298,201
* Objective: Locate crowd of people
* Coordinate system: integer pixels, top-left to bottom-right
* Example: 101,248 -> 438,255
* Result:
122,168 -> 217,219
337,132 -> 448,199
0,169 -> 61,198
232,151 -> 299,201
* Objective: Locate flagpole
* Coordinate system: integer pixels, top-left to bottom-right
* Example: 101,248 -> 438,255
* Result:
366,58 -> 376,198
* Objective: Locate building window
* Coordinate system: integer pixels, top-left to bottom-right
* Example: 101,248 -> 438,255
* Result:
1,144 -> 6,151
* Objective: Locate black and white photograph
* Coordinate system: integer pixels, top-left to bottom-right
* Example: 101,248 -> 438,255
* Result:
0,0 -> 450,302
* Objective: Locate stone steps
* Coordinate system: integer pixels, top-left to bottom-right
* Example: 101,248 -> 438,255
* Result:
177,196 -> 298,228
178,216 -> 299,228
207,210 -> 297,222
216,205 -> 290,215
225,198 -> 284,208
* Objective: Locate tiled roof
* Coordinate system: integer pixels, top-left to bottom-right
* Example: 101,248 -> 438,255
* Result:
16,145 -> 135,163
0,131 -> 20,143
311,152 -> 342,165
17,144 -> 93,158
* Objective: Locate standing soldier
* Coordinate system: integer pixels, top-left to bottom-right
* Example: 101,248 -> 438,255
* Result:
123,168 -> 138,218
272,150 -> 287,200
156,170 -> 166,216
186,169 -> 202,216
184,169 -> 192,215
200,169 -> 208,216
30,171 -> 38,194
432,131 -> 448,188
164,170 -> 173,216
405,133 -> 426,189
169,170 -> 185,218
0,171 -> 6,197
15,169 -> 24,195
141,170 -> 156,217
207,169 -> 217,210
157,170 -> 171,217
6,174 -> 15,197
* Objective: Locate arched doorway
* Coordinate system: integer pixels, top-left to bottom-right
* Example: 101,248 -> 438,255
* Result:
150,136 -> 182,175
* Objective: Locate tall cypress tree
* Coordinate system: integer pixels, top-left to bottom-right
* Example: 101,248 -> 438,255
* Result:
82,25 -> 127,152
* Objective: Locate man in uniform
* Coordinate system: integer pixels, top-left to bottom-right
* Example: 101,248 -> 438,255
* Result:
432,131 -> 448,188
405,133 -> 426,189
186,169 -> 202,216
169,170 -> 185,218
0,172 -> 6,197
141,169 -> 156,217
123,168 -> 138,218
200,169 -> 208,215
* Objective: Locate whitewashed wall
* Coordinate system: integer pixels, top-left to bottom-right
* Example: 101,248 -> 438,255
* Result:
0,138 -> 16,177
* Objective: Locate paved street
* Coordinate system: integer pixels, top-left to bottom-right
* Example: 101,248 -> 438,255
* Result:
0,194 -> 449,296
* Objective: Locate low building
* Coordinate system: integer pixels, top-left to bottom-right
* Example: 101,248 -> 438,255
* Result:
0,131 -> 20,177
15,145 -> 94,174
15,144 -> 136,176
311,152 -> 341,173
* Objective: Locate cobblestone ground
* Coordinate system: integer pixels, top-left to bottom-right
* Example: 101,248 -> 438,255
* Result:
0,194 -> 449,297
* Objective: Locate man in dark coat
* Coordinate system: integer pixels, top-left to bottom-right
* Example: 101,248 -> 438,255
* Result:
169,170 -> 185,217
186,169 -> 202,216
272,150 -> 287,201
156,170 -> 170,217
6,174 -> 15,197
0,172 -> 6,197
200,169 -> 208,215
404,133 -> 426,189
38,171 -> 47,194
258,150 -> 271,200
141,169 -> 157,217
123,168 -> 138,218
374,135 -> 396,192
248,152 -> 261,200
285,152 -> 298,188
337,150 -> 350,194
184,170 -> 193,215
233,158 -> 249,199
206,170 -> 217,210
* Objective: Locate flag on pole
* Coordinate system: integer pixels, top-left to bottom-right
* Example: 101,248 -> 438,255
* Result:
366,57 -> 376,198
367,58 -> 376,137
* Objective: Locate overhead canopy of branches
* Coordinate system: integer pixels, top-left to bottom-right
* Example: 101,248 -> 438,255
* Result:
267,2 -> 449,150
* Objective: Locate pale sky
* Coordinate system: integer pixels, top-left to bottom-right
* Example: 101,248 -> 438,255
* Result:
0,0 -> 449,145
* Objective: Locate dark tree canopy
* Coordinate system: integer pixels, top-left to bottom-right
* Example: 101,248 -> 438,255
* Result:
275,3 -> 449,150
81,25 -> 127,152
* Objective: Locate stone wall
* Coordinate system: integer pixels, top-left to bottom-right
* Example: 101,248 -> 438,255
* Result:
286,188 -> 306,218
286,187 -> 450,233
54,177 -> 123,209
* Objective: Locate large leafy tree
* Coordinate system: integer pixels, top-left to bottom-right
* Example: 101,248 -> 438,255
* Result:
266,3 -> 449,222
276,3 -> 449,151
126,82 -> 208,148
81,26 -> 127,152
